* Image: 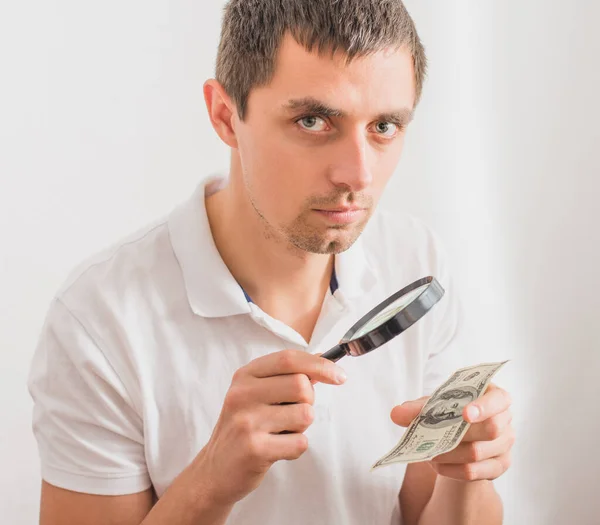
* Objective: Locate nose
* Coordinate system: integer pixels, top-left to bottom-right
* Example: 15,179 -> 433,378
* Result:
327,132 -> 373,193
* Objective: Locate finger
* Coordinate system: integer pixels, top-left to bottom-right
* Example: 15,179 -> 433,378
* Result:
244,349 -> 346,385
462,410 -> 513,442
464,384 -> 512,424
431,426 -> 515,464
262,403 -> 315,434
248,374 -> 315,405
310,353 -> 323,385
263,433 -> 310,462
390,397 -> 429,427
431,452 -> 512,482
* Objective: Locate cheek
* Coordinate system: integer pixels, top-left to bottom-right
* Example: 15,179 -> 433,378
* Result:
241,144 -> 313,221
369,145 -> 403,197
250,137 -> 327,208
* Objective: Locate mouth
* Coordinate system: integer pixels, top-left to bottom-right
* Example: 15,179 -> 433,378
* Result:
317,206 -> 364,213
313,207 -> 367,225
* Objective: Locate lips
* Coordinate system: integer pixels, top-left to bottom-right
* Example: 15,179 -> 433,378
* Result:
313,207 -> 367,225
314,206 -> 365,213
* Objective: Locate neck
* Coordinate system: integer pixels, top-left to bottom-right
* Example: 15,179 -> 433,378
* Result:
205,159 -> 334,342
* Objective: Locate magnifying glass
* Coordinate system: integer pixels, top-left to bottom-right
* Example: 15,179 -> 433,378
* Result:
320,276 -> 445,362
278,276 -> 445,433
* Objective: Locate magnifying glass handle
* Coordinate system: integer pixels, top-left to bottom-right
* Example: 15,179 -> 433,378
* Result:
320,344 -> 348,362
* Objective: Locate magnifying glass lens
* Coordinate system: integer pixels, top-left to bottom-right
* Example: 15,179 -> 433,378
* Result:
350,283 -> 430,339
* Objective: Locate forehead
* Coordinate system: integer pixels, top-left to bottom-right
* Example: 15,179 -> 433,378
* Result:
249,33 -> 416,117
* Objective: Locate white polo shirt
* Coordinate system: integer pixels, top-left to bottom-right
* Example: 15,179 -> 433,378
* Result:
28,176 -> 467,525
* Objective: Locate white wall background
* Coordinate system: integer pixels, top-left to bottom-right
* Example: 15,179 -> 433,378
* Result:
1,1 -> 599,523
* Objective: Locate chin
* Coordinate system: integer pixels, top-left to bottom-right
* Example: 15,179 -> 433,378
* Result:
290,230 -> 361,255
284,212 -> 371,254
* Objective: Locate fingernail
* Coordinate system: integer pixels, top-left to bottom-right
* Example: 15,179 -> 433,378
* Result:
335,368 -> 347,384
466,405 -> 480,421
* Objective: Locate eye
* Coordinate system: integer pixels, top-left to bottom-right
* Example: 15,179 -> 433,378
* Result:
373,121 -> 400,138
297,116 -> 328,132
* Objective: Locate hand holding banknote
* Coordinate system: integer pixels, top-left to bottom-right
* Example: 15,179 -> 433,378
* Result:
376,362 -> 515,482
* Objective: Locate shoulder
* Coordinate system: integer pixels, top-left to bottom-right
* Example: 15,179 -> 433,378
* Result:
55,215 -> 171,310
35,215 -> 176,399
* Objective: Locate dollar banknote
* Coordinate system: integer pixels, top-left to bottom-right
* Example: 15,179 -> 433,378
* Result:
371,361 -> 509,470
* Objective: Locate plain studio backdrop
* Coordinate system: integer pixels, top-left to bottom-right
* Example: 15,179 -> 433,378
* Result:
1,2 -> 599,523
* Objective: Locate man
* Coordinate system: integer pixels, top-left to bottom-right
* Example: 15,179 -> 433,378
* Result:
28,1 -> 514,524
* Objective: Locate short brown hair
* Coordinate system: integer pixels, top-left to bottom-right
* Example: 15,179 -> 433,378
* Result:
215,0 -> 427,120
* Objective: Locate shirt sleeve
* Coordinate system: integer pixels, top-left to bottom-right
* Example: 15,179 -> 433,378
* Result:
421,237 -> 470,397
27,298 -> 152,495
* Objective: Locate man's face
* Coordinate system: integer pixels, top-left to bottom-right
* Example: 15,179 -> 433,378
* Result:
231,34 -> 417,255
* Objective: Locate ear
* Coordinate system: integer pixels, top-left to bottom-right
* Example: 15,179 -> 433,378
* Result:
203,79 -> 239,149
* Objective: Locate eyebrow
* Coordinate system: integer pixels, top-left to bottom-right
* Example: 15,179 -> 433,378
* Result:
282,96 -> 414,125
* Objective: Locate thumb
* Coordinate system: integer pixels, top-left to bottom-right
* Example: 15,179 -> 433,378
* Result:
390,396 -> 429,427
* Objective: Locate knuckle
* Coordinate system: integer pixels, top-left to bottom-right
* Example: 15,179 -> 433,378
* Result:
222,392 -> 235,411
485,418 -> 503,440
431,453 -> 446,464
231,367 -> 245,383
246,432 -> 265,460
294,434 -> 309,457
299,403 -> 315,427
469,442 -> 484,463
223,386 -> 244,411
226,378 -> 253,408
231,366 -> 253,388
430,462 -> 442,476
278,350 -> 296,369
232,412 -> 254,435
293,375 -> 314,404
290,372 -> 306,391
463,463 -> 479,481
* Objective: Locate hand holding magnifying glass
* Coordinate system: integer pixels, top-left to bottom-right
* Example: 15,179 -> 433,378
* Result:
277,276 -> 444,434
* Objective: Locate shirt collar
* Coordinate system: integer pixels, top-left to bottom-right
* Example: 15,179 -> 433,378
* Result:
334,230 -> 377,305
168,176 -> 377,318
242,266 -> 339,304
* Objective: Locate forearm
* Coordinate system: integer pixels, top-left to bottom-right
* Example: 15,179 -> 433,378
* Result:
417,477 -> 503,525
141,457 -> 234,525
